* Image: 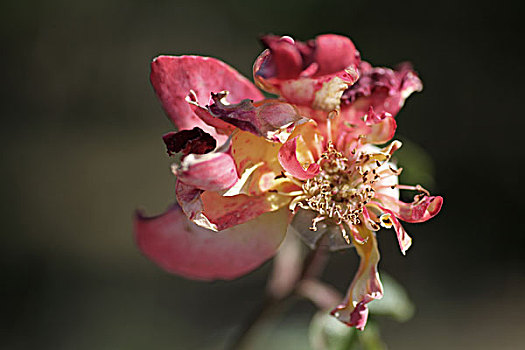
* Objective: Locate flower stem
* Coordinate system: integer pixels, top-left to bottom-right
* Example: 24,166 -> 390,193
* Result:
226,244 -> 329,350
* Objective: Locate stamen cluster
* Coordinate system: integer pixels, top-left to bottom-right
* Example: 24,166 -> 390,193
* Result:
291,142 -> 397,244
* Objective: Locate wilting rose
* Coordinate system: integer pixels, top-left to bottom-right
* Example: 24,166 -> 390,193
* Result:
135,34 -> 442,329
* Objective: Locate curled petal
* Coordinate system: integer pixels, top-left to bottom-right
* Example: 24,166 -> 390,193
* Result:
151,55 -> 263,136
208,92 -> 303,142
387,208 -> 412,255
135,204 -> 288,280
375,193 -> 443,223
364,108 -> 397,144
331,226 -> 383,330
174,151 -> 238,192
254,35 -> 360,110
278,136 -> 320,180
259,35 -> 303,79
176,181 -> 290,231
162,127 -> 216,156
286,115 -> 324,160
257,34 -> 360,80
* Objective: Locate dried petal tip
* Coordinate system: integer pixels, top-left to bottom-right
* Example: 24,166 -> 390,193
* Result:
207,92 -> 303,142
331,300 -> 369,331
341,62 -> 422,122
162,127 -> 216,156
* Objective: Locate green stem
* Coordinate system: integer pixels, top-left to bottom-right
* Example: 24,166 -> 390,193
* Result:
226,245 -> 329,350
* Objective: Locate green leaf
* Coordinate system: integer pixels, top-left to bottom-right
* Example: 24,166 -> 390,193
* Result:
368,271 -> 415,322
358,321 -> 387,350
309,311 -> 356,350
309,312 -> 387,350
394,136 -> 436,189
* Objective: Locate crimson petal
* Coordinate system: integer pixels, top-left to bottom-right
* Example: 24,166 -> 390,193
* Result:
313,34 -> 360,77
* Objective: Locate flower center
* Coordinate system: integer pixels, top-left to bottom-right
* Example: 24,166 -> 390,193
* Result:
290,141 -> 400,244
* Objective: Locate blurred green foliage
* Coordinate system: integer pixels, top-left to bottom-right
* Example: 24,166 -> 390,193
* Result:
393,136 -> 436,190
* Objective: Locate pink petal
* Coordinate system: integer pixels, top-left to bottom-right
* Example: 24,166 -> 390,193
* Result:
335,107 -> 397,149
374,193 -> 443,223
174,151 -> 238,192
278,136 -> 320,180
151,55 -> 263,136
331,226 -> 383,330
135,204 -> 288,280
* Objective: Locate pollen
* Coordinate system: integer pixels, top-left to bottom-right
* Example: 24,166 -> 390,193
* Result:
379,213 -> 393,228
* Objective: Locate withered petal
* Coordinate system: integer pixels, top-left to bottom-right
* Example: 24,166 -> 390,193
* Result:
162,127 -> 216,156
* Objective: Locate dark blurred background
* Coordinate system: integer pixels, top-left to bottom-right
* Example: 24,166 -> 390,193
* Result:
1,0 -> 524,349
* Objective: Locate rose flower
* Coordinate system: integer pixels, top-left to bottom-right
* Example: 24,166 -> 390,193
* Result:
135,34 -> 442,330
